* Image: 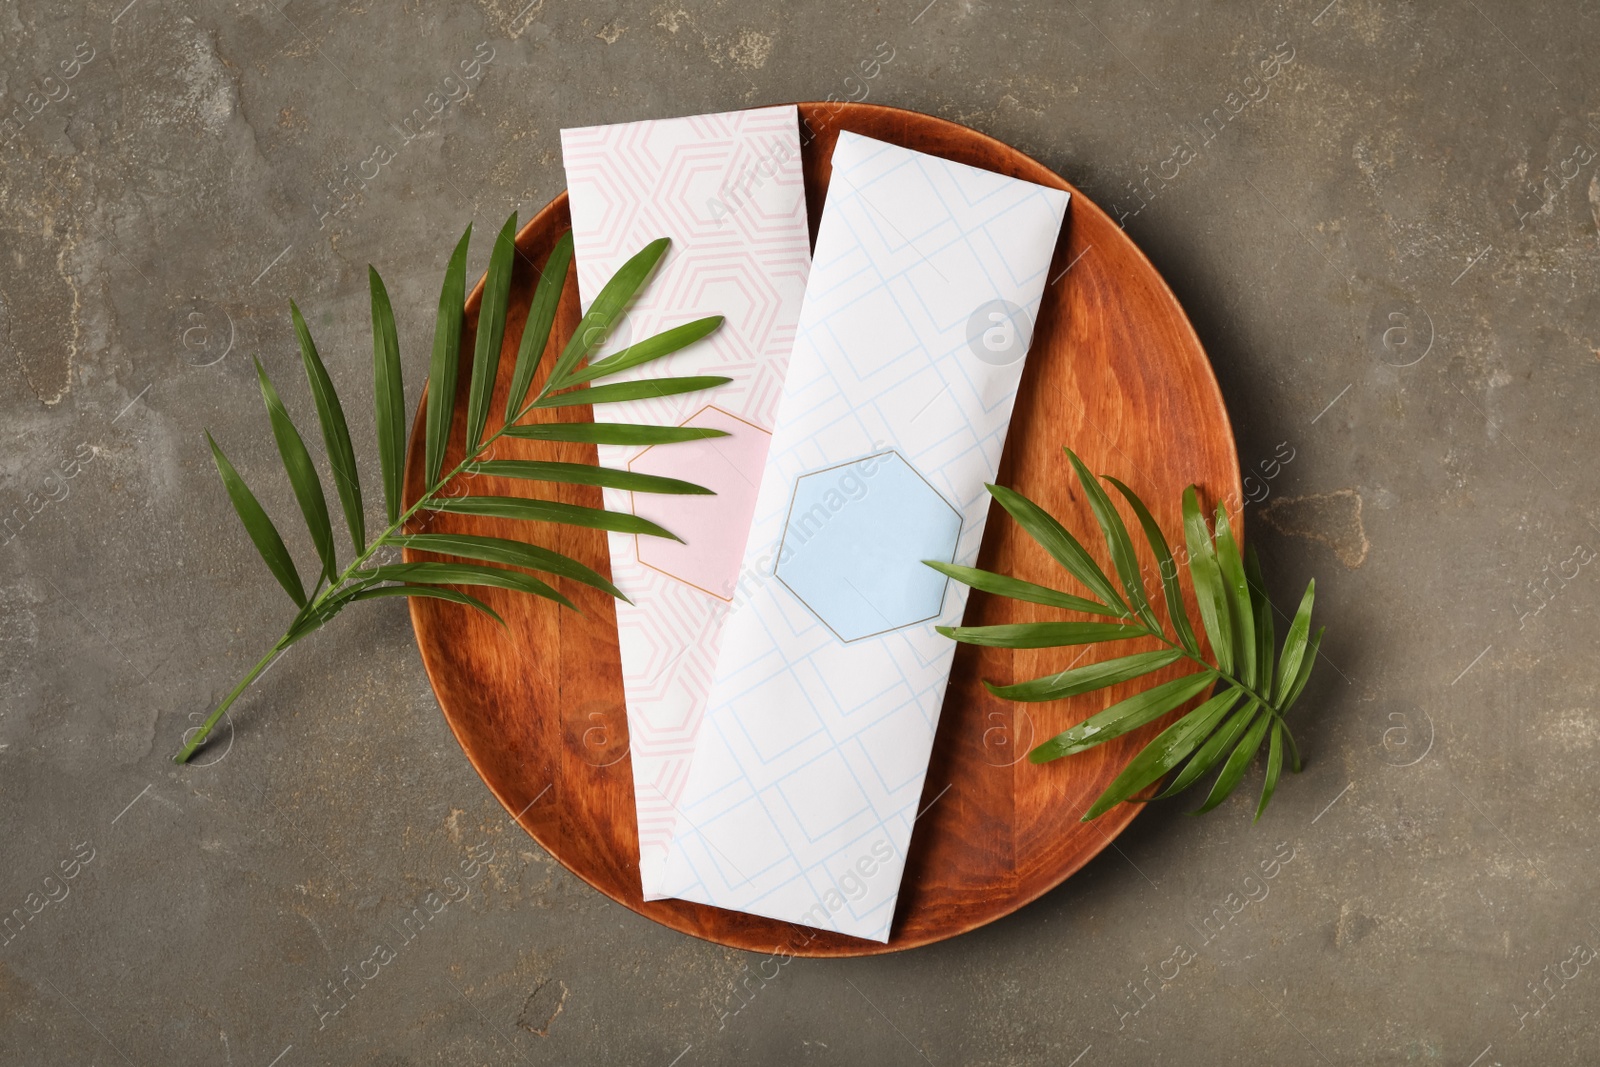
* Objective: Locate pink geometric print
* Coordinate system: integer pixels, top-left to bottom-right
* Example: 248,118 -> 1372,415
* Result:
560,107 -> 810,899
629,406 -> 771,601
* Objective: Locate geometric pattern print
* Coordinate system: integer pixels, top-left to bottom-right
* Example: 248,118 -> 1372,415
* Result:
658,132 -> 1070,942
560,107 -> 811,899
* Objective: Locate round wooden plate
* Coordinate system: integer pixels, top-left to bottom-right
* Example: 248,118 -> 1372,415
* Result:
403,103 -> 1240,956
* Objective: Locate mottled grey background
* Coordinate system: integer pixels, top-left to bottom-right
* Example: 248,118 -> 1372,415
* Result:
2,0 -> 1598,1064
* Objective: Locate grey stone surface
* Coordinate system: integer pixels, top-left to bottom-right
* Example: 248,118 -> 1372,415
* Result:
2,0 -> 1597,1064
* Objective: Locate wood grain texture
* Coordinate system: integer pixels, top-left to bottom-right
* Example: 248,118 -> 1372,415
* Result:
402,102 -> 1241,956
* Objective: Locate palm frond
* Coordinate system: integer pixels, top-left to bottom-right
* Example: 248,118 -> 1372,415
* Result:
932,452 -> 1323,821
181,216 -> 728,764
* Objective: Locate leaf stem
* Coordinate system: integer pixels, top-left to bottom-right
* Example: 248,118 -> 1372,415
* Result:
1133,615 -> 1278,713
175,378 -> 562,763
173,639 -> 288,764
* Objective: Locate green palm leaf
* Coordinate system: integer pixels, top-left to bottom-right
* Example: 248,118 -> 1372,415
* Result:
342,583 -> 504,625
425,224 -> 472,484
532,375 -> 732,409
923,562 -> 1120,617
546,237 -> 670,388
1192,707 -> 1272,814
501,422 -> 730,446
1182,487 -> 1233,675
290,301 -> 364,553
933,452 -> 1325,821
206,432 -> 306,607
1083,685 -> 1244,819
369,267 -> 405,524
505,230 -> 573,420
1029,670 -> 1217,762
254,357 -> 336,580
392,532 -> 624,600
936,621 -> 1145,648
182,224 -> 738,767
1255,719 -> 1285,822
564,316 -> 724,385
1281,627 -> 1323,711
1155,694 -> 1252,799
987,482 -> 1128,614
1212,505 -> 1256,687
1244,545 -> 1275,694
430,495 -> 683,541
465,459 -> 712,495
466,212 -> 519,451
1105,475 -> 1198,655
1275,580 -> 1316,702
1064,449 -> 1157,631
985,648 -> 1183,702
357,561 -> 574,611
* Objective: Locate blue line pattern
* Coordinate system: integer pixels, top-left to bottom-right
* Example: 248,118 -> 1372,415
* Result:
658,132 -> 1069,942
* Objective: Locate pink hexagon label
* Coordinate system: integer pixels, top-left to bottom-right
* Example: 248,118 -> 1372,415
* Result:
627,406 -> 771,600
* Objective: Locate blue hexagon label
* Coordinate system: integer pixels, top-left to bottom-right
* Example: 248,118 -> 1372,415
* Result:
774,450 -> 962,643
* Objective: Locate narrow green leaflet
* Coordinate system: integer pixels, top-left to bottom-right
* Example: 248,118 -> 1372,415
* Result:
986,648 -> 1183,702
936,621 -> 1145,649
369,267 -> 405,524
425,224 -> 472,484
501,422 -> 729,446
343,583 -> 504,625
1281,627 -> 1323,711
466,212 -> 519,451
1255,719 -> 1285,822
546,237 -> 670,389
254,357 -> 336,580
1064,449 -> 1157,631
1212,505 -> 1256,687
392,532 -> 624,600
206,432 -> 306,607
1275,579 -> 1316,702
922,562 -> 1120,618
1156,694 -> 1252,799
505,230 -> 573,420
1105,475 -> 1198,655
1244,545 -> 1275,695
1029,670 -> 1217,762
430,495 -> 683,541
1083,686 -> 1243,819
1182,487 -> 1233,675
564,316 -> 724,385
1280,719 -> 1303,773
1193,708 -> 1272,814
357,561 -> 574,611
987,482 -> 1128,614
532,375 -> 732,409
290,301 -> 364,553
465,459 -> 712,496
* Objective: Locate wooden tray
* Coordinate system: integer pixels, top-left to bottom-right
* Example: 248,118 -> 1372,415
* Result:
403,102 -> 1240,956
